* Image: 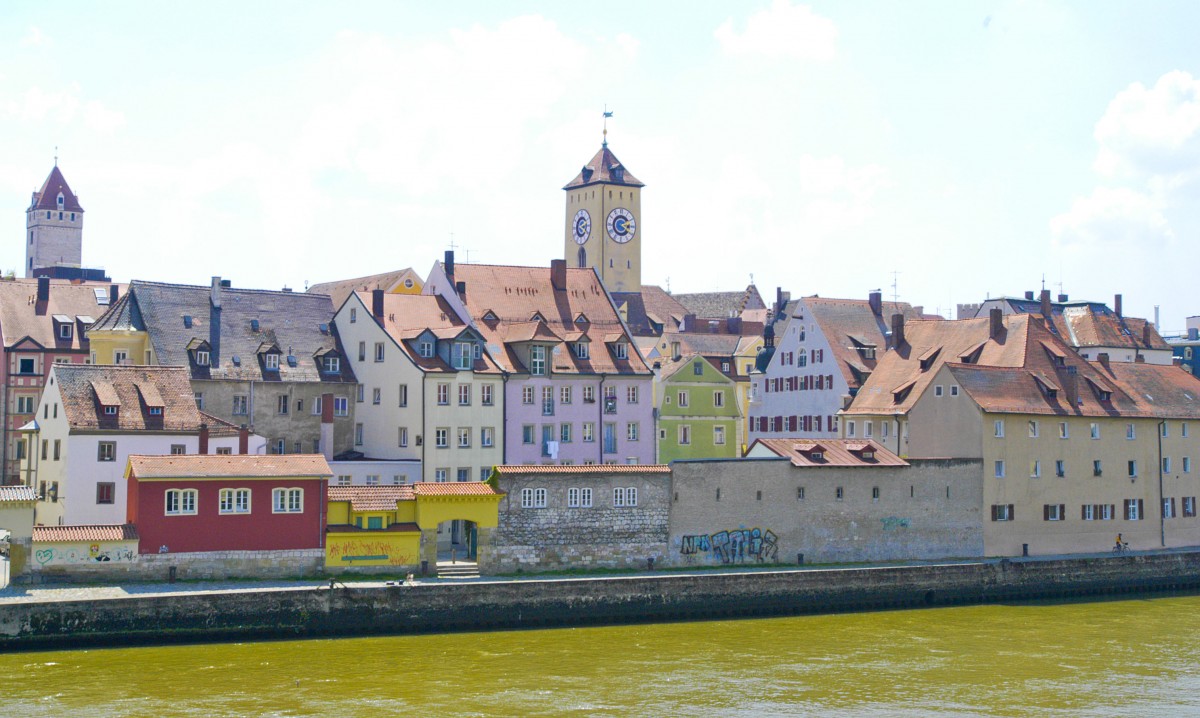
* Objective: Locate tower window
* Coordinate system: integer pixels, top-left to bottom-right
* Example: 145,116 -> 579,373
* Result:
578,248 -> 586,268
56,193 -> 64,208
609,259 -> 613,267
627,260 -> 631,268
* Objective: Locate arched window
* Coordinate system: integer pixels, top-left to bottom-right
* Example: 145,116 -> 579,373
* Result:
798,349 -> 808,367
577,248 -> 586,267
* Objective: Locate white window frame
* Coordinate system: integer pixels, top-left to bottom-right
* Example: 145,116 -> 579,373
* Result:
165,488 -> 198,516
219,488 -> 252,514
272,487 -> 304,513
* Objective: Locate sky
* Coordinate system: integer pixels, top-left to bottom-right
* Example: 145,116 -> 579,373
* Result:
2,1 -> 1199,330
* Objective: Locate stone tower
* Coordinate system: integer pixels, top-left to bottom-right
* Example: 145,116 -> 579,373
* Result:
26,164 -> 84,278
563,143 -> 644,293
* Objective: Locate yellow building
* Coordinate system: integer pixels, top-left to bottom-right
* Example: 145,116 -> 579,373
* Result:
842,310 -> 1200,557
325,482 -> 502,573
563,142 -> 644,293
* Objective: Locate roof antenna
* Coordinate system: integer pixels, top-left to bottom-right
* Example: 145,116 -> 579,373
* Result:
602,106 -> 613,148
890,270 -> 900,303
54,146 -> 58,167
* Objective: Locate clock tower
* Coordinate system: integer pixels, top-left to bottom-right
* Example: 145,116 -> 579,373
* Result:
563,141 -> 644,293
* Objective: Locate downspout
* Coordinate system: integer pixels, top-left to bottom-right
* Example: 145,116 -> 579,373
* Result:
1,348 -> 10,484
500,372 -> 509,465
421,372 -> 427,481
598,373 -> 607,464
1158,419 -> 1166,547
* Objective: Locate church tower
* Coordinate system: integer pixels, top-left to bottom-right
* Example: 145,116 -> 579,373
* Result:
563,139 -> 644,293
26,164 -> 84,278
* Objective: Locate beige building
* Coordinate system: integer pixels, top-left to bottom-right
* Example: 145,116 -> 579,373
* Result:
86,278 -> 358,458
842,309 -> 1200,556
333,290 -> 504,483
563,142 -> 644,293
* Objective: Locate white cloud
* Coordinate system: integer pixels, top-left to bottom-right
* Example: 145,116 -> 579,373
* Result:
83,100 -> 125,133
1050,186 -> 1172,249
715,1 -> 837,62
19,26 -> 49,48
10,85 -> 81,123
1094,70 -> 1200,188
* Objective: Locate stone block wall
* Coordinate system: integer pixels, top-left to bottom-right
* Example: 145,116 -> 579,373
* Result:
32,548 -> 326,582
491,470 -> 671,572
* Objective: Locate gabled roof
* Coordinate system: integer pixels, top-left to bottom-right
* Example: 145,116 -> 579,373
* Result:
55,365 -> 215,432
657,352 -> 738,384
361,292 -> 502,374
492,464 -> 671,475
308,268 -> 423,309
127,453 -> 332,479
411,481 -> 502,496
327,484 -> 414,510
89,280 -> 356,384
790,296 -> 924,390
673,285 -> 766,320
563,145 -> 644,189
970,297 -> 1169,352
33,524 -> 137,543
0,279 -> 123,350
611,286 -> 689,337
748,438 -> 908,467
435,262 -> 651,376
30,165 -> 83,212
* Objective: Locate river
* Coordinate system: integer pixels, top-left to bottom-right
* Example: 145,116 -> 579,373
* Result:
3,594 -> 1199,716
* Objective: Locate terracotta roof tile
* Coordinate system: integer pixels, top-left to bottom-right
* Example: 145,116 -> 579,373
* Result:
611,286 -> 689,336
796,297 -> 924,391
411,482 -> 502,496
673,285 -> 766,319
492,464 -> 671,475
0,485 -> 37,503
359,292 -> 502,374
127,454 -> 332,479
327,522 -> 420,533
327,485 -> 414,510
563,146 -> 644,189
309,268 -> 422,309
33,524 -> 137,543
56,365 -> 209,432
748,438 -> 908,467
30,166 -> 83,212
0,279 -> 123,350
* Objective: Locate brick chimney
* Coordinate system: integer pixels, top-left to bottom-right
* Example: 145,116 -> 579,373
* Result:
444,250 -> 455,285
319,392 -> 334,461
1114,294 -> 1123,318
1142,322 -> 1153,348
550,259 -> 567,291
990,307 -> 1004,340
238,425 -> 249,454
1024,291 -> 1035,300
1040,289 -> 1052,317
199,423 -> 209,454
891,313 -> 906,349
869,290 -> 882,316
372,288 -> 384,319
109,283 -> 119,304
1097,352 -> 1110,370
37,276 -> 50,303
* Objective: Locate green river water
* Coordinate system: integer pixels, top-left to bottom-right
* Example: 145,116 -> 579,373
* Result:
3,594 -> 1200,717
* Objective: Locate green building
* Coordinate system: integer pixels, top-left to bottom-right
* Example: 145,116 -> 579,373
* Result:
655,354 -> 742,462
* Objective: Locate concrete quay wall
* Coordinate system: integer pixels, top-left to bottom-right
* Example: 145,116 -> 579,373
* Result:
4,551 -> 1200,651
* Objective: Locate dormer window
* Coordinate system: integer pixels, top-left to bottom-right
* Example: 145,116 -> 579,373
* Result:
104,406 -> 118,416
419,341 -> 434,358
148,407 -> 163,416
196,350 -> 210,367
574,342 -> 590,360
861,450 -> 876,460
59,323 -> 72,340
613,342 -> 629,360
530,345 -> 547,376
454,342 -> 473,370
323,355 -> 340,373
810,451 -> 824,461
56,193 -> 64,209
264,353 -> 280,371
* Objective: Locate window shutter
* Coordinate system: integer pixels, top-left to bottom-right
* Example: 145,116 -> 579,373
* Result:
1081,504 -> 1086,520
1008,504 -> 1014,521
1043,504 -> 1050,521
991,505 -> 998,521
1059,504 -> 1065,519
1124,501 -> 1131,520
1138,499 -> 1144,520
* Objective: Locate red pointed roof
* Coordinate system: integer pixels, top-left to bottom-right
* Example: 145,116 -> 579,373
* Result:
31,165 -> 83,212
563,146 -> 644,189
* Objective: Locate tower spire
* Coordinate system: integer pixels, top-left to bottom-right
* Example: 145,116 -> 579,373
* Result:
602,106 -> 613,148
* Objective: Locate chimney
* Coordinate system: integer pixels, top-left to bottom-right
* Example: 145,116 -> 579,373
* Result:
444,250 -> 455,284
1024,291 -> 1035,300
109,283 -> 119,304
990,307 -> 1004,340
775,287 -> 785,317
1189,328 -> 1199,342
869,290 -> 882,316
1142,322 -> 1153,348
1039,289 -> 1052,317
209,281 -> 222,369
1097,352 -> 1110,370
1135,354 -> 1146,364
683,313 -> 697,332
1062,371 -> 1079,408
319,392 -> 334,461
1058,294 -> 1069,303
763,323 -> 775,349
372,288 -> 384,319
550,259 -> 567,291
891,313 -> 906,348
211,276 -> 222,309
199,423 -> 210,455
238,425 -> 249,455
1114,294 -> 1123,318
36,276 -> 49,303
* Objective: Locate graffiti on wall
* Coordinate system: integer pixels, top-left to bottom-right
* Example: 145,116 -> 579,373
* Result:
34,543 -> 136,566
680,528 -> 778,564
881,516 -> 911,530
327,538 -> 417,566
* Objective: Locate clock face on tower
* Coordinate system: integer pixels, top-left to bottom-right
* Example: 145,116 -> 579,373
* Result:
606,207 -> 636,244
572,209 -> 591,244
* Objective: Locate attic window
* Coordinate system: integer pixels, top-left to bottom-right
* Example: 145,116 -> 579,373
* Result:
94,288 -> 109,305
575,314 -> 589,325
183,315 -> 192,328
858,346 -> 876,360
196,350 -> 210,367
613,343 -> 629,360
287,355 -> 298,368
531,312 -> 545,322
264,353 -> 280,370
58,323 -> 73,340
483,311 -> 498,322
232,355 -> 241,366
861,450 -> 876,460
918,347 -> 941,371
892,379 -> 916,404
323,355 -> 341,373
574,342 -> 590,360
251,319 -> 260,332
319,323 -> 329,334
809,451 -> 824,461
419,341 -> 434,358
148,407 -> 163,416
56,193 -> 64,208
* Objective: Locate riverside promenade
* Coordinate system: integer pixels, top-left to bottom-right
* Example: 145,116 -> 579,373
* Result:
4,549 -> 1200,652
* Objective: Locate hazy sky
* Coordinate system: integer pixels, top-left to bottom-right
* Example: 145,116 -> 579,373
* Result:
3,2 -> 1198,329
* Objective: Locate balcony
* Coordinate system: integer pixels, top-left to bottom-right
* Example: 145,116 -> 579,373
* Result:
603,398 -> 618,415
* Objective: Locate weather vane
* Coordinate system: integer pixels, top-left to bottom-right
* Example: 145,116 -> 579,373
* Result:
603,106 -> 613,148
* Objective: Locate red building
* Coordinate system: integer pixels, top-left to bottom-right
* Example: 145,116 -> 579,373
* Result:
126,454 -> 330,554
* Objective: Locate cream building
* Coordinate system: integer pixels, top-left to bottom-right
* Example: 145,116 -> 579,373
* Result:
333,290 -> 504,483
842,309 -> 1200,556
563,141 -> 644,293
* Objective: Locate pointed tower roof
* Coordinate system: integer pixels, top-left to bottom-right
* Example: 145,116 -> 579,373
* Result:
563,146 -> 644,190
31,165 -> 84,212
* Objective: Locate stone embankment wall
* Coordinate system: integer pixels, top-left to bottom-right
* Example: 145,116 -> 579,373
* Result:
33,549 -> 326,582
5,551 -> 1200,651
